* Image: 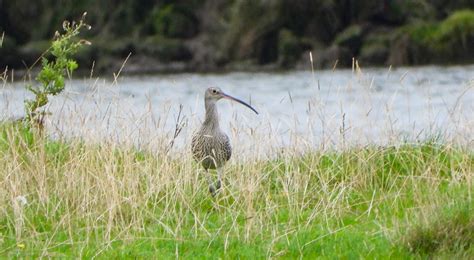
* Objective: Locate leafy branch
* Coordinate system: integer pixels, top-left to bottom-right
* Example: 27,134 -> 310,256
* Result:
25,12 -> 91,126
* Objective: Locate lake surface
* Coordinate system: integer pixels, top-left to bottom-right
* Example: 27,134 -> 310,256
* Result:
1,65 -> 473,155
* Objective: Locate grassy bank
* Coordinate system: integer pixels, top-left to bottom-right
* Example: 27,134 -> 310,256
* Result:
0,123 -> 472,258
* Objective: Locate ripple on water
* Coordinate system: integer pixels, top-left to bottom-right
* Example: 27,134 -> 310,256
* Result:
1,65 -> 473,152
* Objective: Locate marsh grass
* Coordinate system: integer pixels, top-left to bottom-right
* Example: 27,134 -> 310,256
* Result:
0,119 -> 472,258
0,24 -> 472,257
399,199 -> 473,257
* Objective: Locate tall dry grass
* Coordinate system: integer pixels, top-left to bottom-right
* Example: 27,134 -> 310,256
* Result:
0,61 -> 472,257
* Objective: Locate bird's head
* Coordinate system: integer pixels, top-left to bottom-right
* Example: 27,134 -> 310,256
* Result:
205,87 -> 258,114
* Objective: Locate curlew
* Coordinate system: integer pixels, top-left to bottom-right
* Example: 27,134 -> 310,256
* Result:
192,87 -> 258,196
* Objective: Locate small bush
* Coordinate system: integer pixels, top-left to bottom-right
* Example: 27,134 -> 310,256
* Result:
278,29 -> 301,67
437,9 -> 474,49
400,200 -> 474,256
150,4 -> 198,38
395,9 -> 474,64
24,13 -> 90,126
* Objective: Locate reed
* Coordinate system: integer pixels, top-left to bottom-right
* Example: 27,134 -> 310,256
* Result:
0,114 -> 472,258
0,19 -> 472,259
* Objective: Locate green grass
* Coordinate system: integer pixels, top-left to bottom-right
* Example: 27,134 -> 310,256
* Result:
0,123 -> 472,258
400,198 -> 473,258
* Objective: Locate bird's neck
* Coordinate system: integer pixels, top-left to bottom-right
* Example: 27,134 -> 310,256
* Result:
203,99 -> 220,130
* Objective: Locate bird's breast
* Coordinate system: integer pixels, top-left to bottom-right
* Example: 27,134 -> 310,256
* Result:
191,130 -> 232,169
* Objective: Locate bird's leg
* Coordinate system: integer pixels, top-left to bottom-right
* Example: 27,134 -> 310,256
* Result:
205,169 -> 217,196
215,167 -> 223,191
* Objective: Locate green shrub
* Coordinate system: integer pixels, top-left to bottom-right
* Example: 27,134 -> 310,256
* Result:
278,29 -> 301,67
24,13 -> 90,126
151,4 -> 198,38
437,10 -> 474,49
395,9 -> 474,64
400,200 -> 474,256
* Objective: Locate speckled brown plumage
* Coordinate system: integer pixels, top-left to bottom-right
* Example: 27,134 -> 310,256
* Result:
192,87 -> 258,195
192,87 -> 232,169
191,127 -> 231,170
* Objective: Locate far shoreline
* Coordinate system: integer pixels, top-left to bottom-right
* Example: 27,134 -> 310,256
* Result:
3,60 -> 474,82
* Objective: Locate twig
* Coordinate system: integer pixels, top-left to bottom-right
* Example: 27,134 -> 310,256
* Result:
166,104 -> 187,154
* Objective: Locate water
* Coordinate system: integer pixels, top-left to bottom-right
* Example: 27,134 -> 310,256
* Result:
1,65 -> 473,154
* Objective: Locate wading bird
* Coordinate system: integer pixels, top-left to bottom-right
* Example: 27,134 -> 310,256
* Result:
192,87 -> 258,196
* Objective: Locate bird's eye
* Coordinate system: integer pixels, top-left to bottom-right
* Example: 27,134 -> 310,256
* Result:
212,89 -> 217,94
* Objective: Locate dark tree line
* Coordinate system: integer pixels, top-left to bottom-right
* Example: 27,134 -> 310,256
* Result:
1,0 -> 473,73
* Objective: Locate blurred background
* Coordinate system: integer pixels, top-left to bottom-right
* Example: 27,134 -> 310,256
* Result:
0,0 -> 473,149
1,0 -> 473,74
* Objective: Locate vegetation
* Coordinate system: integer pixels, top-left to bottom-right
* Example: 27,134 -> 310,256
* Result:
23,14 -> 90,126
1,1 -> 473,73
393,9 -> 474,65
400,199 -> 473,257
0,7 -> 472,259
0,121 -> 472,258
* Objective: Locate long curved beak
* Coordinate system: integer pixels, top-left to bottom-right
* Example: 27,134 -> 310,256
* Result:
222,93 -> 259,115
